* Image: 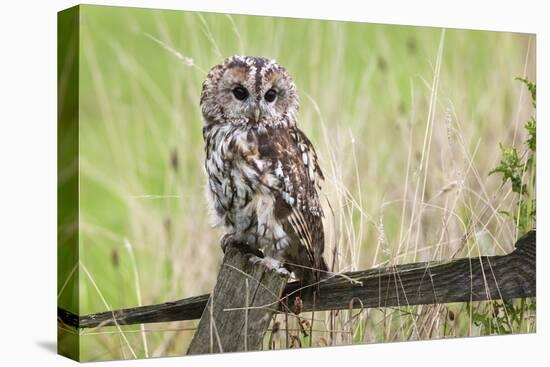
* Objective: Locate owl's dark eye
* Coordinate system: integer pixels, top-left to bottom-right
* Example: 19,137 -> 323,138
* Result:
264,89 -> 277,103
232,86 -> 249,101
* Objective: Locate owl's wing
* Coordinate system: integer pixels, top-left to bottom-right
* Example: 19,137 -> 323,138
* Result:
258,126 -> 327,279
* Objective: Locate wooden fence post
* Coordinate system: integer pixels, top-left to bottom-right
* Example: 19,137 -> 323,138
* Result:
187,244 -> 288,354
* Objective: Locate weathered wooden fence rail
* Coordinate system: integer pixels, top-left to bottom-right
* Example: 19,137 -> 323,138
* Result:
58,230 -> 535,335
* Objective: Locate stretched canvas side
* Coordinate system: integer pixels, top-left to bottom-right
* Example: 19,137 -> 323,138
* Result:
57,5 -> 81,362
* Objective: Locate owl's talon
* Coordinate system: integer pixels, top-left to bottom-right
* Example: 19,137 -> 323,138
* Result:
249,255 -> 290,277
277,267 -> 291,277
222,233 -> 265,259
221,233 -> 249,253
221,233 -> 237,253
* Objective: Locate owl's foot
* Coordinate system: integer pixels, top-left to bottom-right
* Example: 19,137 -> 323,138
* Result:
248,255 -> 291,277
221,233 -> 264,258
221,233 -> 238,253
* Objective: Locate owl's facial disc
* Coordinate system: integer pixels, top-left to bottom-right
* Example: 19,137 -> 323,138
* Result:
206,56 -> 298,126
229,57 -> 297,124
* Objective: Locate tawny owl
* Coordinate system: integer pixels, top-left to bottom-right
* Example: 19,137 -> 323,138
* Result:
201,55 -> 328,286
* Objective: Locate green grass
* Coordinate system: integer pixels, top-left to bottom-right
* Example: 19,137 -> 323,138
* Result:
60,4 -> 536,361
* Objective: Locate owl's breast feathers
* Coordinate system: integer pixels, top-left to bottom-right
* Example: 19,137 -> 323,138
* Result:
204,122 -> 328,280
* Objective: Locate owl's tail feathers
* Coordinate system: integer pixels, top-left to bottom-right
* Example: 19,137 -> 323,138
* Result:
297,256 -> 329,302
320,256 -> 329,271
315,255 -> 329,281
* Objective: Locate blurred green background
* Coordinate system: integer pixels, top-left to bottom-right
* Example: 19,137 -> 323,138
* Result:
58,4 -> 535,361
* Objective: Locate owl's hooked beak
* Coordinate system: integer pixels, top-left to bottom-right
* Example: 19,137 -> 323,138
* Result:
253,105 -> 261,123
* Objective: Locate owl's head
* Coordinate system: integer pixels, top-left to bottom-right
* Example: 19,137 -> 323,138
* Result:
200,56 -> 299,127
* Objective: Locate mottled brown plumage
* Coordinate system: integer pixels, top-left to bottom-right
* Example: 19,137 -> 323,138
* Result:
201,55 -> 328,285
